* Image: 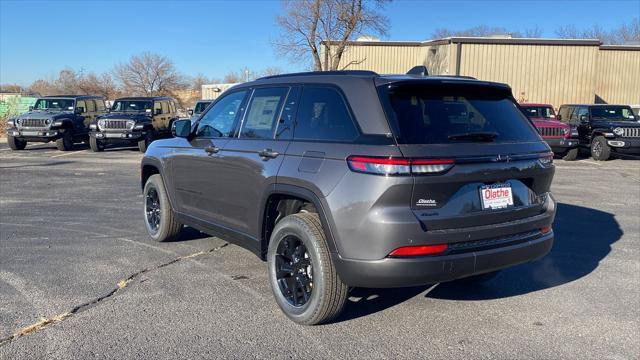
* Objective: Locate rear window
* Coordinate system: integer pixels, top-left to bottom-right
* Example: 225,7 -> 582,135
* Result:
383,85 -> 540,144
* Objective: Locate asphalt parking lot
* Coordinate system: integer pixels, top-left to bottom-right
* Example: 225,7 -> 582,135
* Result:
0,142 -> 638,359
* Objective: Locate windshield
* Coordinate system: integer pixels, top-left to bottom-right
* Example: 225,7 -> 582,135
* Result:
521,106 -> 556,119
33,98 -> 75,111
111,100 -> 153,112
383,85 -> 539,144
591,106 -> 636,121
194,101 -> 212,114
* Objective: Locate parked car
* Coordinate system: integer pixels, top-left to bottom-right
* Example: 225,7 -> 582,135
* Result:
89,97 -> 179,152
140,70 -> 556,325
6,95 -> 106,151
557,104 -> 640,160
188,100 -> 212,122
520,103 -> 578,160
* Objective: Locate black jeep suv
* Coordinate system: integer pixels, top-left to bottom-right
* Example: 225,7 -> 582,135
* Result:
557,104 -> 640,160
7,95 -> 106,151
140,70 -> 556,325
89,97 -> 179,152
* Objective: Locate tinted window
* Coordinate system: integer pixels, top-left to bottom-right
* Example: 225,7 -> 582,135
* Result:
591,106 -> 636,121
275,87 -> 301,140
385,85 -> 539,144
196,91 -> 247,138
153,101 -> 162,114
294,86 -> 358,142
240,87 -> 288,139
96,100 -> 106,112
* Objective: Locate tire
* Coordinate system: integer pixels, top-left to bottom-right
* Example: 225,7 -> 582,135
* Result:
455,270 -> 501,284
55,129 -> 74,151
267,212 -> 348,325
138,131 -> 153,153
89,137 -> 104,152
562,148 -> 578,161
143,174 -> 182,242
590,136 -> 611,161
8,135 -> 27,150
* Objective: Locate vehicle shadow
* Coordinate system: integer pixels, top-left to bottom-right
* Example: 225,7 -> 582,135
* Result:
335,203 -> 621,321
428,203 -> 622,301
168,226 -> 211,242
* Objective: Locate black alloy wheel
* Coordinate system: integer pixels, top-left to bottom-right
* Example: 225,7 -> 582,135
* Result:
145,186 -> 161,234
275,235 -> 314,307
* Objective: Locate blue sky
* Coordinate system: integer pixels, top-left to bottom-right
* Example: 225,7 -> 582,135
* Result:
1,0 -> 638,86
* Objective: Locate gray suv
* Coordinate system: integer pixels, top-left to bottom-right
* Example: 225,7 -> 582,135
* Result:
140,70 -> 557,325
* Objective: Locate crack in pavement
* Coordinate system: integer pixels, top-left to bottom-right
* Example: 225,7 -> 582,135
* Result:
0,243 -> 229,347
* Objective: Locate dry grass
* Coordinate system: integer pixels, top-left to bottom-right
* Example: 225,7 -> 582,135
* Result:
13,313 -> 72,338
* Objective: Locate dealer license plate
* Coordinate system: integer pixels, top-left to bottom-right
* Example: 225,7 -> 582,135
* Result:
480,183 -> 514,210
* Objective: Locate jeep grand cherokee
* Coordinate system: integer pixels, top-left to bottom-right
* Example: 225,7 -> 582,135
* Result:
140,70 -> 556,325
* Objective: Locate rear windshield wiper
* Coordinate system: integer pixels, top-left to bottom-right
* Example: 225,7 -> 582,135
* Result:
448,132 -> 498,142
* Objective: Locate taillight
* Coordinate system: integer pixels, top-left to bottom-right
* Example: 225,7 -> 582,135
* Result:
347,156 -> 454,176
388,244 -> 448,257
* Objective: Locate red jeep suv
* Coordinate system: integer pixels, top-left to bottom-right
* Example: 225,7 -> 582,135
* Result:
520,103 -> 578,160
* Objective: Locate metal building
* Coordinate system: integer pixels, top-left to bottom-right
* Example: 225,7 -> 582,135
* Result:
322,37 -> 640,108
201,83 -> 239,100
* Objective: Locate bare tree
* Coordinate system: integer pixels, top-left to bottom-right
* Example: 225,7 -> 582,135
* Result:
555,18 -> 639,44
275,0 -> 390,71
0,84 -> 25,93
114,52 -> 185,96
432,25 -> 543,39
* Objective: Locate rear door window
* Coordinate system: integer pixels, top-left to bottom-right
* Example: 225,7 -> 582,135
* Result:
85,99 -> 96,112
293,86 -> 359,142
383,85 -> 539,144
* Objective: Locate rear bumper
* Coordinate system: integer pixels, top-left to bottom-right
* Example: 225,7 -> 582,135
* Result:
333,230 -> 553,288
544,137 -> 577,152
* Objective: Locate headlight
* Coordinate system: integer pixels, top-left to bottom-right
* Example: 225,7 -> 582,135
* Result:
98,119 -> 106,128
15,119 -> 21,125
561,128 -> 569,135
613,127 -> 624,136
45,119 -> 52,125
127,120 -> 135,129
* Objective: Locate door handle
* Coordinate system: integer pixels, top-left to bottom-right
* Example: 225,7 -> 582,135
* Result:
205,146 -> 220,155
258,149 -> 279,159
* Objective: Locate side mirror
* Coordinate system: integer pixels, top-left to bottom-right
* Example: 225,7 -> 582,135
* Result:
29,105 -> 34,111
75,107 -> 85,114
579,115 -> 588,123
172,119 -> 191,138
188,109 -> 194,116
155,108 -> 162,115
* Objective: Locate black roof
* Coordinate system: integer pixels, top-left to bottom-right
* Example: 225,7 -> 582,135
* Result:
43,95 -> 104,99
250,70 -> 509,92
115,96 -> 175,101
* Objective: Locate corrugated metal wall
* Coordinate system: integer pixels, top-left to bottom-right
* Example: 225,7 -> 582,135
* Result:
326,43 -> 423,73
458,43 -> 599,107
333,39 -> 639,109
595,49 -> 640,105
201,83 -> 238,100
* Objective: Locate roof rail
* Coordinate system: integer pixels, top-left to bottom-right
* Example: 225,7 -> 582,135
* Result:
406,65 -> 429,76
257,70 -> 379,80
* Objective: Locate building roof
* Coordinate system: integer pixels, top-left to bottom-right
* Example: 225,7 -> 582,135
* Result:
324,37 -> 604,47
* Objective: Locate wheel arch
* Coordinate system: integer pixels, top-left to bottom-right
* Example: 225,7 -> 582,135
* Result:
259,184 -> 338,260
